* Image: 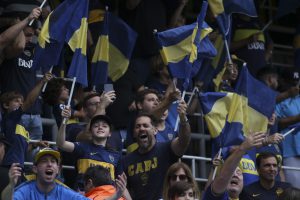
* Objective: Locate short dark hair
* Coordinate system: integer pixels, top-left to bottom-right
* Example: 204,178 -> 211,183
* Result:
256,66 -> 278,83
167,181 -> 194,200
135,88 -> 159,105
0,91 -> 23,111
83,165 -> 112,187
256,152 -> 280,169
83,93 -> 100,108
134,112 -> 158,127
42,78 -> 66,105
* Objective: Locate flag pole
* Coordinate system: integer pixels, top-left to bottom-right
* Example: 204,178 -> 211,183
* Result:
29,0 -> 47,26
212,148 -> 222,180
174,90 -> 186,132
42,66 -> 53,92
62,77 -> 77,124
283,128 -> 295,138
187,87 -> 198,107
224,39 -> 232,64
261,20 -> 273,32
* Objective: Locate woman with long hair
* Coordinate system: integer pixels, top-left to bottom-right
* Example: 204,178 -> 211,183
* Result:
163,162 -> 200,200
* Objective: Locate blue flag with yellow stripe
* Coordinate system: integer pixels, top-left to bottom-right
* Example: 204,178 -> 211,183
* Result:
65,0 -> 89,86
155,1 -> 213,88
90,10 -> 109,85
200,92 -> 245,150
199,65 -> 277,153
33,0 -> 89,86
234,64 -> 278,120
89,10 -> 137,85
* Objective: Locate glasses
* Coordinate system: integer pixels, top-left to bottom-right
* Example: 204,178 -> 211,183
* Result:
170,174 -> 188,181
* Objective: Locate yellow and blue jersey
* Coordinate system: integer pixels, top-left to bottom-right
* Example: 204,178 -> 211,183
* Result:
73,142 -> 123,180
2,108 -> 29,168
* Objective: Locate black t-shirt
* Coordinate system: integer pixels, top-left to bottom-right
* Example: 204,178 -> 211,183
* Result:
240,181 -> 291,200
123,142 -> 179,200
0,45 -> 40,114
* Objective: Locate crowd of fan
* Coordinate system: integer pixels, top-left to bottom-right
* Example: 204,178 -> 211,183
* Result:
1,0 -> 300,199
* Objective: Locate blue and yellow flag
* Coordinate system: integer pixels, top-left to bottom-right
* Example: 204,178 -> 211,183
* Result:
199,65 -> 277,153
89,11 -> 137,85
33,0 -> 89,86
200,91 -> 245,150
65,0 -> 89,86
90,10 -> 109,86
234,64 -> 278,120
155,1 -> 211,85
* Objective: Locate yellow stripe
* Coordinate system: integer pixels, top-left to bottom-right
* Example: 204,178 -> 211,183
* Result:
233,29 -> 265,42
66,118 -> 79,125
108,43 -> 129,81
211,34 -> 224,69
92,35 -> 109,63
88,9 -> 105,24
68,18 -> 88,55
213,65 -> 226,91
77,159 -> 116,180
189,27 -> 213,63
38,12 -> 51,48
239,158 -> 258,175
15,124 -> 30,142
205,93 -> 234,138
208,0 -> 225,16
160,35 -> 193,65
205,93 -> 268,138
127,143 -> 138,153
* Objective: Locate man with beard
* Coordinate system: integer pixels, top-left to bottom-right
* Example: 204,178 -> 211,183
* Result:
1,147 -> 88,200
122,98 -> 190,200
202,131 -> 266,200
240,152 -> 291,199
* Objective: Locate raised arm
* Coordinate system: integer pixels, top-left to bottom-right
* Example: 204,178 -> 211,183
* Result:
211,131 -> 265,195
151,83 -> 181,121
1,163 -> 22,200
94,91 -> 116,116
22,72 -> 52,112
171,99 -> 191,156
56,107 -> 75,152
0,8 -> 41,58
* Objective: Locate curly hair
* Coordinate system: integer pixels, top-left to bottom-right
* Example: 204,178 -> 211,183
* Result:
42,78 -> 66,105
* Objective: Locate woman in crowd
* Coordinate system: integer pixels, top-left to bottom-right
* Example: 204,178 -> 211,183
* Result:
163,162 -> 200,200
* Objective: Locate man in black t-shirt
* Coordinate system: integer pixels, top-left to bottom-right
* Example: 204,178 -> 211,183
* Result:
240,152 -> 291,200
123,99 -> 191,200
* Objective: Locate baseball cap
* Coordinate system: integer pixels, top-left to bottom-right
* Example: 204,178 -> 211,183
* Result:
90,115 -> 112,129
281,68 -> 300,81
34,147 -> 61,164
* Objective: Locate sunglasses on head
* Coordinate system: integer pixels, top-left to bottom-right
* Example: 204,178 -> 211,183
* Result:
170,174 -> 188,181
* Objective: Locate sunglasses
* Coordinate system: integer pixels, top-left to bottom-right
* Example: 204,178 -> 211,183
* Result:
170,174 -> 188,181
